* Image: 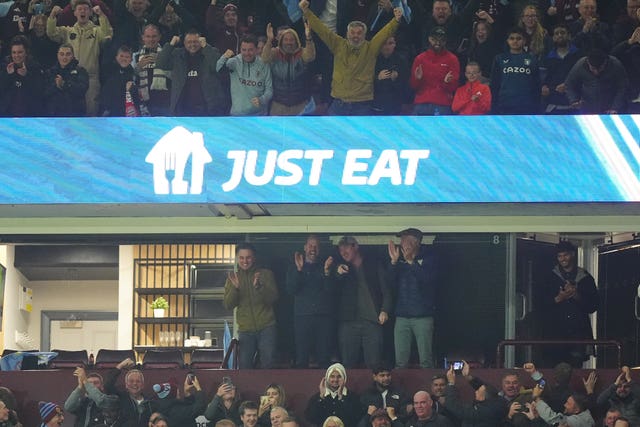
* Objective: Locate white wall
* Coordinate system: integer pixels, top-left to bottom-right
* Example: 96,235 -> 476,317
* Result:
27,280 -> 118,348
1,245 -> 32,350
118,246 -> 134,349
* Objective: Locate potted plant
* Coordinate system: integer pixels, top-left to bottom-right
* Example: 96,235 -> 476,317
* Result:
151,297 -> 169,318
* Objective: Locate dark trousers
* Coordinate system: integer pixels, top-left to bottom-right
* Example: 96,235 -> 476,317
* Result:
339,319 -> 383,368
294,314 -> 332,368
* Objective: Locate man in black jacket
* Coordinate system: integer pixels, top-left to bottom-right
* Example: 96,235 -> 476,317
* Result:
44,43 -> 89,116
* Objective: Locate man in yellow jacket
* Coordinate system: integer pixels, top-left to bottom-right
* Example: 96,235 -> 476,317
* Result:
298,0 -> 403,115
47,0 -> 113,115
224,242 -> 278,369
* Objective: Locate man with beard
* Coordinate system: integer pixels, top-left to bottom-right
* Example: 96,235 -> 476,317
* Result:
534,241 -> 598,367
262,21 -> 315,115
597,366 -> 640,427
410,26 -> 459,115
286,235 -> 334,368
298,0 -> 403,115
360,366 -> 411,426
541,24 -> 582,114
156,29 -> 225,115
223,242 -> 278,368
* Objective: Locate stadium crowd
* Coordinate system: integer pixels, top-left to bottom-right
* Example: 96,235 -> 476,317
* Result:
1,360 -> 640,427
0,233 -> 619,427
0,0 -> 637,116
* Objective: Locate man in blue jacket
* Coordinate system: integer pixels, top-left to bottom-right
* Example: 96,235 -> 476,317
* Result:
387,228 -> 437,368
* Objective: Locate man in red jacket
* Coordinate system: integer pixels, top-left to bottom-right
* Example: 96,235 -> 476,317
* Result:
410,26 -> 459,115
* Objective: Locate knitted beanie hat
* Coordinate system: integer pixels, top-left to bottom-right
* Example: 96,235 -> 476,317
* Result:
39,401 -> 61,425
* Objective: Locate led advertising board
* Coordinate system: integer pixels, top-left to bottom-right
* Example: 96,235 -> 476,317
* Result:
0,115 -> 638,204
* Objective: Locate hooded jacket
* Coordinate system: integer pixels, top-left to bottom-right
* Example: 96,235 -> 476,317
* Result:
305,363 -> 363,427
217,52 -> 272,115
46,15 -> 113,75
261,28 -> 315,107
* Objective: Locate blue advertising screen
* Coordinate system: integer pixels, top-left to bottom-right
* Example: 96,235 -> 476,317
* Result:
0,115 -> 638,204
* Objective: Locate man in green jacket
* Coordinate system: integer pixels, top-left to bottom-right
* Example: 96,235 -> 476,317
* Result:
224,242 -> 278,369
298,0 -> 404,115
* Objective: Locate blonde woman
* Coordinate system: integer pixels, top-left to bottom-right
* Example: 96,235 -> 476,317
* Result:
519,5 -> 552,61
322,416 -> 345,427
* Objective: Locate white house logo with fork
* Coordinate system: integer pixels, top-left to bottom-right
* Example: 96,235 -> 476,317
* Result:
145,126 -> 212,195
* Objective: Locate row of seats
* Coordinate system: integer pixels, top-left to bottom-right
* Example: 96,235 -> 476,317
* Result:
1,347 -> 233,370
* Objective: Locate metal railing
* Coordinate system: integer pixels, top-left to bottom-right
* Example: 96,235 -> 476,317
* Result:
496,339 -> 622,368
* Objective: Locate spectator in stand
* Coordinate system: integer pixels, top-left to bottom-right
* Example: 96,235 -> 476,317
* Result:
47,0 -> 113,116
519,5 -> 552,62
596,366 -> 640,427
155,30 -> 225,116
1,0 -> 29,57
604,410 -> 622,427
546,0 -> 581,28
299,0 -> 403,115
63,367 -> 106,427
103,358 -> 151,427
54,0 -> 113,28
44,43 -> 88,116
305,363 -> 363,427
150,0 -> 197,45
613,0 -> 640,44
612,17 -> 640,112
362,408 -> 403,427
406,391 -> 453,427
239,401 -> 260,427
531,385 -> 595,427
270,407 -> 288,427
372,35 -> 409,115
533,241 -> 599,367
285,235 -> 334,369
133,24 -> 171,116
387,228 -> 437,368
462,20 -> 500,82
205,2 -> 246,113
323,416 -> 345,427
0,388 -> 19,421
217,34 -> 273,116
452,61 -> 491,114
100,45 -> 140,116
0,399 -> 20,427
328,236 -> 392,368
258,384 -> 287,427
27,14 -> 59,68
359,365 -> 411,427
569,0 -> 611,52
411,26 -> 459,115
206,3 -> 246,56
223,242 -> 278,369
0,35 -> 44,117
420,0 -> 482,53
148,374 -> 207,427
429,375 -> 458,425
490,27 -> 541,114
541,24 -> 582,114
261,21 -> 316,115
204,379 -> 241,426
442,363 -> 505,427
39,402 -> 65,427
110,0 -> 151,54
